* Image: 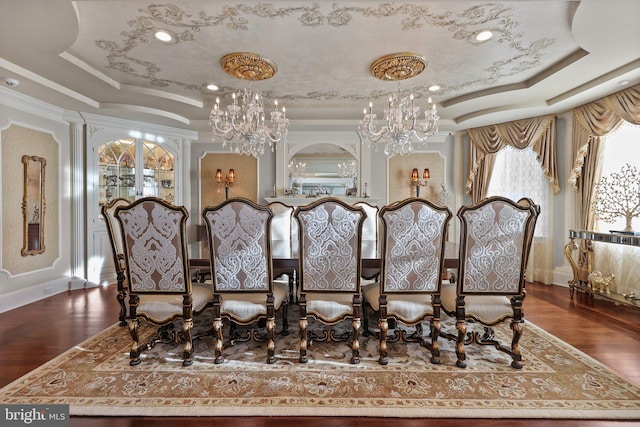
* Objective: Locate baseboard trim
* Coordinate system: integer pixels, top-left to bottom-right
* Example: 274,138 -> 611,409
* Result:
0,276 -> 96,314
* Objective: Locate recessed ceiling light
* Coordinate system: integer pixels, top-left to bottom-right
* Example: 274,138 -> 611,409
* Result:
618,79 -> 630,86
206,84 -> 219,91
475,30 -> 493,42
428,85 -> 441,92
3,77 -> 20,87
154,31 -> 172,42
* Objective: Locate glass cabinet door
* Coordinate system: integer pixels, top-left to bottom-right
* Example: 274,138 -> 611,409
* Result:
142,140 -> 175,204
98,139 -> 175,208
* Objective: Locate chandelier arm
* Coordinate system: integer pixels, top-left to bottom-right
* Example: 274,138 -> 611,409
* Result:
361,117 -> 388,142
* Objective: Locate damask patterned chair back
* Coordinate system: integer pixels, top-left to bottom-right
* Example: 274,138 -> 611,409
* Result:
441,195 -> 538,369
101,198 -> 130,326
115,197 -> 213,367
458,197 -> 537,296
380,199 -> 451,295
202,198 -> 288,364
205,198 -> 273,295
293,197 -> 366,364
362,198 -> 452,365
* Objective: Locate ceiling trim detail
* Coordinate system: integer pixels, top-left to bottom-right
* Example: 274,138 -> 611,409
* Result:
443,49 -> 589,108
87,2 -> 558,101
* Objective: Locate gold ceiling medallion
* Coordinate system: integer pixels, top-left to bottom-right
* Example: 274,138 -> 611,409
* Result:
370,53 -> 428,81
220,52 -> 277,81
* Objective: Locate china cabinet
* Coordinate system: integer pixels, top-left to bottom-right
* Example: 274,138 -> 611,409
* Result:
90,134 -> 182,286
97,138 -> 175,207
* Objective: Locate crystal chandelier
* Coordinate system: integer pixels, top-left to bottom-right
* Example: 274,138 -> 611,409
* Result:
357,53 -> 440,156
288,160 -> 306,181
209,52 -> 290,157
338,159 -> 357,183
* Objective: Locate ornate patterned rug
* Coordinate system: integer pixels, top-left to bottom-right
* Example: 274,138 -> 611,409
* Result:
2,308 -> 640,419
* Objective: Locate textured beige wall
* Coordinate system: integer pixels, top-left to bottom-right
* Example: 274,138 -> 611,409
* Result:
2,124 -> 59,274
200,153 -> 258,210
388,152 -> 446,204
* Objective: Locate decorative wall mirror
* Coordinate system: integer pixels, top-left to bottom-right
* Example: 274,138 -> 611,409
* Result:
22,155 -> 46,256
288,144 -> 357,195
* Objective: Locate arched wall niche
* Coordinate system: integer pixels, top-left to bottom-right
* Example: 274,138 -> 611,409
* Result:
275,131 -> 364,197
288,143 -> 357,195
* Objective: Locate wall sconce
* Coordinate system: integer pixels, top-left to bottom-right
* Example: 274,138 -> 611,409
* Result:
411,168 -> 430,197
216,168 -> 235,200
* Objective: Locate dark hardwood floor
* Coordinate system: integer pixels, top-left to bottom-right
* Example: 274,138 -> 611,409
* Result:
2,282 -> 640,426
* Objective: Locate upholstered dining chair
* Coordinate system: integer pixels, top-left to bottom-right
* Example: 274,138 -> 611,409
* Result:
293,197 -> 366,364
202,198 -> 289,364
517,197 -> 541,278
267,201 -> 297,301
115,197 -> 214,366
354,201 -> 381,282
441,196 -> 539,369
362,198 -> 452,365
101,198 -> 130,326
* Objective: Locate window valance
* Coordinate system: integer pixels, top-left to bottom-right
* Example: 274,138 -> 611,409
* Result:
466,114 -> 559,199
569,84 -> 640,191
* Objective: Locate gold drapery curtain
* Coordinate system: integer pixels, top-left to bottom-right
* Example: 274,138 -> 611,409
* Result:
568,84 -> 640,274
466,114 -> 559,202
569,84 -> 640,192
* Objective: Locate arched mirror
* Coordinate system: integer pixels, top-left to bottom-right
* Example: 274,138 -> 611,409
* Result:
288,144 -> 358,196
22,155 -> 46,256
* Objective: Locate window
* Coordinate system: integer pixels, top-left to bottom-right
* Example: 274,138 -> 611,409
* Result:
592,121 -> 640,297
596,121 -> 640,232
486,145 -> 554,284
486,145 -> 551,237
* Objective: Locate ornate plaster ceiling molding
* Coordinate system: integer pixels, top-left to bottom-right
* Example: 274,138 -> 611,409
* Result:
86,2 -> 560,103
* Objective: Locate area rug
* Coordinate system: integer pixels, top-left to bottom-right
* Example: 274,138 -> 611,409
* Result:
2,307 -> 640,419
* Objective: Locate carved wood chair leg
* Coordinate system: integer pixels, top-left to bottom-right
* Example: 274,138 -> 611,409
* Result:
351,316 -> 361,364
378,317 -> 388,365
182,318 -> 194,367
127,319 -> 142,366
117,290 -> 127,326
213,317 -> 224,364
299,316 -> 308,363
510,320 -> 524,369
266,316 -> 276,364
455,319 -> 467,368
430,318 -> 441,364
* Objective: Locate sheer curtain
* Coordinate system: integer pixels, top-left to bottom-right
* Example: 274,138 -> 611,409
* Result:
591,122 -> 640,296
486,146 -> 553,284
